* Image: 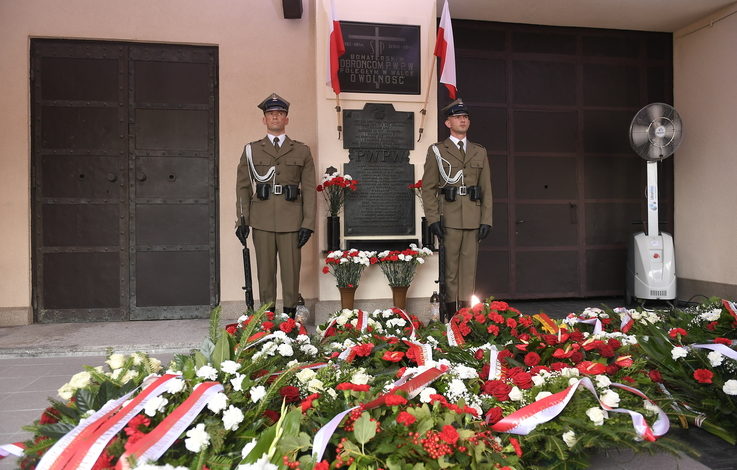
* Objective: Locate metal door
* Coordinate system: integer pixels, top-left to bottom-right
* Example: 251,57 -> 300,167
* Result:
31,39 -> 218,322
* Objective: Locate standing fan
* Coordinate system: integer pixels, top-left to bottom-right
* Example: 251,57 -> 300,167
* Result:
625,103 -> 683,304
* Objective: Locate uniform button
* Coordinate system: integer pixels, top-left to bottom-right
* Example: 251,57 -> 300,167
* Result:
276,171 -> 280,175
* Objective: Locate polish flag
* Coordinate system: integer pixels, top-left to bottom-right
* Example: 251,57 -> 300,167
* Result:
434,0 -> 457,99
326,0 -> 346,94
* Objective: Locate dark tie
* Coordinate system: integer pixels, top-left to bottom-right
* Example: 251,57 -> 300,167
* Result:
458,140 -> 465,157
273,137 -> 280,152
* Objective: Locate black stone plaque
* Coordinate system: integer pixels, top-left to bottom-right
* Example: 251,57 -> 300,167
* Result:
343,104 -> 415,236
339,21 -> 421,95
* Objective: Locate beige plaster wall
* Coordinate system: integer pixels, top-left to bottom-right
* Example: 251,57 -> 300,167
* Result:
673,4 -> 737,292
0,0 -> 318,323
314,0 -> 439,308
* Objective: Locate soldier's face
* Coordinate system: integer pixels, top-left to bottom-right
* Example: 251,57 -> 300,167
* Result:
263,110 -> 289,134
445,114 -> 470,135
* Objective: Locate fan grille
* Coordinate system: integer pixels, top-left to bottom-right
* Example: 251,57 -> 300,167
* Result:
629,103 -> 683,161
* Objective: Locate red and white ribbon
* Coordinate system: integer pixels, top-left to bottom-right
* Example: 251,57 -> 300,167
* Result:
722,299 -> 737,322
0,443 -> 24,459
572,316 -> 603,335
487,346 -> 501,380
691,343 -> 737,361
614,307 -> 634,333
355,309 -> 369,332
403,340 -> 433,366
38,374 -> 180,470
390,307 -> 417,339
116,382 -> 224,468
312,366 -> 448,461
446,321 -> 464,346
492,377 -> 668,441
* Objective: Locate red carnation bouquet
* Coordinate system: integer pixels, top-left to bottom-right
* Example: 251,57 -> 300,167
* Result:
317,170 -> 358,217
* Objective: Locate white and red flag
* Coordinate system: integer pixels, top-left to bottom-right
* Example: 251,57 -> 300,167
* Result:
326,0 -> 346,95
434,0 -> 457,99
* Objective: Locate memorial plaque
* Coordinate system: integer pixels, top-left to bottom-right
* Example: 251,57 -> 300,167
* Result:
343,104 -> 415,236
339,21 -> 421,95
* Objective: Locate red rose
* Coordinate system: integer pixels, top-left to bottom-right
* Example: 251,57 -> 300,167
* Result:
352,343 -> 375,357
550,362 -> 569,371
39,407 -> 61,425
474,349 -> 485,360
440,425 -> 459,445
384,394 -> 408,406
607,338 -> 622,350
279,385 -> 300,403
648,369 -> 663,383
569,351 -> 584,363
264,409 -> 280,423
396,411 -> 416,426
480,363 -> 490,379
693,369 -> 714,384
511,371 -> 534,390
524,352 -> 541,367
483,380 -> 511,401
485,406 -> 503,424
382,350 -> 405,362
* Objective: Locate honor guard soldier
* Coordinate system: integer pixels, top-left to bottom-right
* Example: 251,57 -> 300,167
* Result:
421,99 -> 493,314
235,93 -> 316,317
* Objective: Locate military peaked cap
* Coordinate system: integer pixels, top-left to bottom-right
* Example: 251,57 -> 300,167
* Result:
258,93 -> 290,113
442,98 -> 469,117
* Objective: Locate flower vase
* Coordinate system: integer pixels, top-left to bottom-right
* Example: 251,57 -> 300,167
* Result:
327,216 -> 341,251
391,285 -> 409,310
421,216 -> 434,251
338,286 -> 356,310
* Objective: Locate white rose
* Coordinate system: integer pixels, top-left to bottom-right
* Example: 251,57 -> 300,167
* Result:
58,383 -> 75,400
560,367 -> 579,378
531,375 -> 546,387
165,377 -> 186,394
671,347 -> 689,360
106,353 -> 126,370
220,360 -> 240,375
230,373 -> 245,392
509,386 -> 523,402
351,369 -> 371,385
707,351 -> 724,367
206,392 -> 229,414
250,385 -> 266,403
222,405 -> 244,431
184,423 -> 210,453
535,391 -> 553,401
600,390 -> 620,408
585,407 -> 607,426
723,379 -> 737,395
419,387 -> 437,403
143,396 -> 169,417
277,343 -> 294,357
562,430 -> 577,448
296,368 -> 317,383
307,378 -> 324,393
196,365 -> 218,381
595,375 -> 611,389
69,371 -> 92,389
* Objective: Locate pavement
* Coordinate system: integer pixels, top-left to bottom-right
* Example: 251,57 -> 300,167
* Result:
0,297 -> 734,469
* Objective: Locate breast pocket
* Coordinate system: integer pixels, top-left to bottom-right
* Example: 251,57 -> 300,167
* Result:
253,159 -> 273,175
467,159 -> 484,182
283,158 -> 305,183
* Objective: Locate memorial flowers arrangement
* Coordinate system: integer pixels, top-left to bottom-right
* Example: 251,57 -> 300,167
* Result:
322,249 -> 377,288
316,171 -> 357,217
21,298 -> 737,470
376,244 -> 433,287
408,179 -> 424,211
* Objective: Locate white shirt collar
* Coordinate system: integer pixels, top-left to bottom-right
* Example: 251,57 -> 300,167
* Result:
448,135 -> 467,150
267,134 -> 286,146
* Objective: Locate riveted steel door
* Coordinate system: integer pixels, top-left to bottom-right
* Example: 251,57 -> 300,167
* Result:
31,39 -> 218,323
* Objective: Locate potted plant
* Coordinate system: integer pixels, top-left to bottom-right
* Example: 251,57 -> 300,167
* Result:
322,249 -> 377,309
377,244 -> 432,309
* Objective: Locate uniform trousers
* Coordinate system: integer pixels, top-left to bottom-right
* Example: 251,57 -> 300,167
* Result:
444,227 -> 479,303
252,229 -> 300,309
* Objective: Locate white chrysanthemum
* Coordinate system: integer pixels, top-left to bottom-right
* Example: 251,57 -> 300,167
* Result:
707,351 -> 724,367
386,318 -> 407,329
560,367 -> 580,378
106,353 -> 126,370
595,375 -> 612,388
295,334 -> 310,344
277,343 -> 294,357
562,430 -> 577,448
220,360 -> 239,375
447,378 -> 468,398
585,407 -> 607,426
699,308 -> 723,322
723,380 -> 737,395
509,386 -> 523,402
250,385 -> 266,403
196,365 -> 218,381
419,387 -> 437,403
535,391 -> 553,401
296,368 -> 317,383
184,423 -> 210,453
165,377 -> 186,394
143,395 -> 168,417
206,392 -> 228,414
300,344 -> 318,356
671,347 -> 689,360
222,405 -> 244,431
453,364 -> 478,380
230,373 -> 245,392
600,390 -> 620,408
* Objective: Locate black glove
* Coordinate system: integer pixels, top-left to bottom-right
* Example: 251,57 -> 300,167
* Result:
297,228 -> 313,248
478,224 -> 491,240
429,222 -> 444,239
235,224 -> 250,245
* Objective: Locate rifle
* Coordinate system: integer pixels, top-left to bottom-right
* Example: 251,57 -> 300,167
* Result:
240,216 -> 255,312
436,217 -> 448,323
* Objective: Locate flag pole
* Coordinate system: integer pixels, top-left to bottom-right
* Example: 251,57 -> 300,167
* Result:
417,54 -> 437,143
335,93 -> 342,140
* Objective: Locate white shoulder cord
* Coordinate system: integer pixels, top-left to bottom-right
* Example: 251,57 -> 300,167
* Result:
431,144 -> 464,187
246,143 -> 276,184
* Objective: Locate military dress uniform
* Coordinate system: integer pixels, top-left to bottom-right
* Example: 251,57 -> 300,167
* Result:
235,95 -> 316,312
422,100 -> 492,308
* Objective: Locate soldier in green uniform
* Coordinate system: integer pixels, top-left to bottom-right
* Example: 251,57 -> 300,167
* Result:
421,99 -> 492,315
235,93 -> 316,317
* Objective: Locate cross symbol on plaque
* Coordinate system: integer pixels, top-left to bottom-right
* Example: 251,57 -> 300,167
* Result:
349,26 -> 405,59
